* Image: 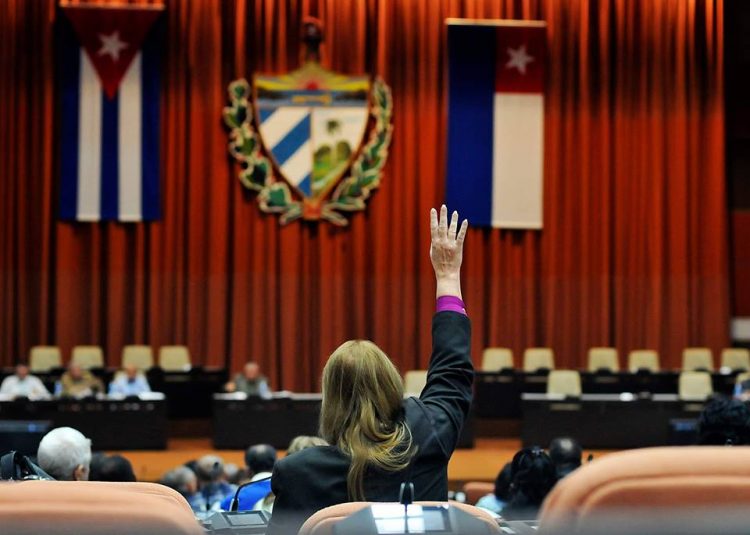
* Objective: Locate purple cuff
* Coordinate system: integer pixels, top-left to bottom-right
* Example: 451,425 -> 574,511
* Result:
436,296 -> 467,315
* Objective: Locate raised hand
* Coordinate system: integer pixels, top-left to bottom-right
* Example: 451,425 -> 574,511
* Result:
430,205 -> 468,298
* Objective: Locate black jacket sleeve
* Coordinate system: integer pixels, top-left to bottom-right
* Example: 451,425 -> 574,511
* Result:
418,311 -> 474,456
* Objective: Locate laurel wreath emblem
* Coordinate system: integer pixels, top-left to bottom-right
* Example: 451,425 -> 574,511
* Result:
223,78 -> 393,226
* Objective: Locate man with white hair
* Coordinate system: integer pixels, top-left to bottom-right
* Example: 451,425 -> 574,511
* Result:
36,427 -> 92,481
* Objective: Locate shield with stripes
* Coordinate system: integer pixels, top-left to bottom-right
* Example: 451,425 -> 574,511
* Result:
254,64 -> 370,202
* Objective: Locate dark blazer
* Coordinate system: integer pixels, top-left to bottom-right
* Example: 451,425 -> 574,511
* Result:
266,311 -> 473,535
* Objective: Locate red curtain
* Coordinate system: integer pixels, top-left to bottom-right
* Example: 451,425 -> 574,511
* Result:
0,0 -> 727,390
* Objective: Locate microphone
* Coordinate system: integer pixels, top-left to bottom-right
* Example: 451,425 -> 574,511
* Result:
229,476 -> 272,512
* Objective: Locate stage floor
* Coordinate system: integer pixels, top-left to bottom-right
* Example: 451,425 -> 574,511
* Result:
108,438 -> 616,486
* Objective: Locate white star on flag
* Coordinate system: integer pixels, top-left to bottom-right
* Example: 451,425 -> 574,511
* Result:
505,45 -> 534,74
97,31 -> 128,62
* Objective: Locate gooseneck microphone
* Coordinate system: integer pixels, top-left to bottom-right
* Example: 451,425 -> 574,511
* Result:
229,476 -> 272,512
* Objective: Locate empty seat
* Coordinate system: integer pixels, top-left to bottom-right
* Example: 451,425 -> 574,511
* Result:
547,370 -> 582,397
122,345 -> 154,371
587,347 -> 619,372
29,346 -> 62,372
721,348 -> 750,371
678,371 -> 713,400
71,345 -> 104,369
403,370 -> 428,396
523,347 -> 555,372
682,347 -> 714,371
627,349 -> 660,372
158,345 -> 192,371
481,347 -> 514,371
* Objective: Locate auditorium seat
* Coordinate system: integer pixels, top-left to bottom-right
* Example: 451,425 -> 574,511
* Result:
403,370 -> 428,396
122,345 -> 154,371
29,345 -> 62,372
463,481 -> 494,505
159,345 -> 192,371
682,347 -> 714,371
539,447 -> 750,533
481,347 -> 514,371
627,349 -> 660,372
298,501 -> 501,535
587,347 -> 619,372
0,481 -> 203,535
523,347 -> 555,372
720,348 -> 750,371
547,370 -> 582,397
678,371 -> 713,400
71,345 -> 105,369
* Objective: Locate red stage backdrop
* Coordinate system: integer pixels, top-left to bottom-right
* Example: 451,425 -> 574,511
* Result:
0,0 -> 727,390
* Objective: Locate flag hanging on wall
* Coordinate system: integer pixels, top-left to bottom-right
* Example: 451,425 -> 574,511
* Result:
445,19 -> 547,229
59,3 -> 163,222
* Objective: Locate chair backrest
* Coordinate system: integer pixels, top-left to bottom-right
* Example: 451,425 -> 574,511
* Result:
721,348 -> 750,371
159,345 -> 192,371
547,370 -> 582,397
29,346 -> 62,372
463,481 -> 495,505
682,347 -> 714,371
71,345 -> 105,369
0,481 -> 203,535
122,345 -> 154,371
587,347 -> 619,372
298,501 -> 501,535
481,347 -> 514,371
403,370 -> 428,396
539,447 -> 750,533
678,371 -> 713,400
523,347 -> 555,372
627,349 -> 660,372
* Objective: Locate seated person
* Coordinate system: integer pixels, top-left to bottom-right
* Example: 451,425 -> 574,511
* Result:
220,444 -> 277,511
195,455 -> 236,511
286,435 -> 327,456
36,426 -> 92,481
161,466 -> 206,513
56,363 -> 104,398
476,462 -> 512,514
548,436 -> 582,479
225,362 -> 271,398
266,206 -> 472,535
0,362 -> 51,400
108,364 -> 151,397
697,395 -> 750,445
501,447 -> 558,520
89,454 -> 137,482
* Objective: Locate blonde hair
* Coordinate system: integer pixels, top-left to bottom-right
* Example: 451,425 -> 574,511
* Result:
319,340 -> 416,501
287,435 -> 328,455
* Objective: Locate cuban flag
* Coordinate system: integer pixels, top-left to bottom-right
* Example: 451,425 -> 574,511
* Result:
59,5 -> 163,222
446,20 -> 547,229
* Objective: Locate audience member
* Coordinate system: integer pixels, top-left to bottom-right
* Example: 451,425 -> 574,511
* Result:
108,364 -> 151,397
502,446 -> 558,520
56,363 -> 104,398
548,437 -> 583,479
91,454 -> 136,482
0,363 -> 51,400
225,362 -> 271,398
195,454 -> 235,511
266,206 -> 472,535
220,444 -> 277,511
224,462 -> 245,486
161,466 -> 205,512
88,452 -> 108,481
697,396 -> 750,445
286,435 -> 328,456
476,462 -> 512,514
36,427 -> 92,481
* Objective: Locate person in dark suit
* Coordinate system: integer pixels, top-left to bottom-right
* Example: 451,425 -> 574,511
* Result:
266,206 -> 473,535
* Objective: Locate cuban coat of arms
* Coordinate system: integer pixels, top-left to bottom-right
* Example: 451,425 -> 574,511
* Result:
224,23 -> 392,226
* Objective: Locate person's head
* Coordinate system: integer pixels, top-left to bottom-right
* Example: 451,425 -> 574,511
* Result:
243,362 -> 261,380
698,396 -> 750,445
161,466 -> 198,497
36,427 -> 92,481
244,444 -> 277,475
286,435 -> 328,456
548,437 -> 583,479
320,339 -> 415,501
88,452 -> 108,481
15,363 -> 29,379
494,462 -> 513,501
68,363 -> 83,380
504,447 -> 558,519
195,454 -> 224,484
93,454 -> 136,482
124,364 -> 138,380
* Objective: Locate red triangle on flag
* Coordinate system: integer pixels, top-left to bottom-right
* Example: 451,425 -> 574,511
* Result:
62,4 -> 163,99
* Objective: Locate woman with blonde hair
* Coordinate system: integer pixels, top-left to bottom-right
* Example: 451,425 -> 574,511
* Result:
267,206 -> 473,535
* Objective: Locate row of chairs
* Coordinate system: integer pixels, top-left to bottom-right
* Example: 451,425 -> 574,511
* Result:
481,346 -> 750,373
27,345 -> 192,372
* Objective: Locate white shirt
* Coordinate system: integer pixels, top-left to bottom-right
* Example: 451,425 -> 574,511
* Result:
0,374 -> 51,400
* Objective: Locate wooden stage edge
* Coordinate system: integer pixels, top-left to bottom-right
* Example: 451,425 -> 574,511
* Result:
108,438 -> 618,487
